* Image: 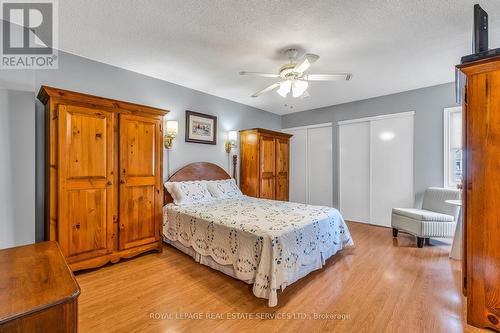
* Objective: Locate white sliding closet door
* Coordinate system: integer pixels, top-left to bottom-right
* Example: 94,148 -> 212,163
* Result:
370,115 -> 414,227
283,124 -> 333,206
308,126 -> 333,206
339,122 -> 371,223
339,112 -> 414,227
288,129 -> 307,203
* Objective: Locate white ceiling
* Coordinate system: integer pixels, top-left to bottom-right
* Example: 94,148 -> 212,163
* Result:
59,0 -> 500,115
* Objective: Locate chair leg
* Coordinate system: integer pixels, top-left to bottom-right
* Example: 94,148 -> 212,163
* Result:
392,228 -> 398,237
417,237 -> 424,248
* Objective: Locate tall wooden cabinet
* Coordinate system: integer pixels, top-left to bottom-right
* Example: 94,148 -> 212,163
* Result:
458,56 -> 500,332
239,128 -> 292,201
38,86 -> 167,272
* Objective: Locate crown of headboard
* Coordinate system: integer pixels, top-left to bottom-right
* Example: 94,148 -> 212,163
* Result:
164,162 -> 231,204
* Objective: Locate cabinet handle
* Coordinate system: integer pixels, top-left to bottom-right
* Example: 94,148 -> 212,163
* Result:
107,181 -> 112,186
120,180 -> 125,184
75,223 -> 81,230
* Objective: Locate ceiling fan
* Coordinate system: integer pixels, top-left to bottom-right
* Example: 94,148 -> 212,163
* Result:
240,48 -> 352,98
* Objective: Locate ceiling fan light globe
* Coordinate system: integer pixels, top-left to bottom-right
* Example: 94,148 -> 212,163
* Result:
292,80 -> 308,98
277,80 -> 291,98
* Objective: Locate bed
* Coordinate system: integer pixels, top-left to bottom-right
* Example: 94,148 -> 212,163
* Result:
162,162 -> 353,307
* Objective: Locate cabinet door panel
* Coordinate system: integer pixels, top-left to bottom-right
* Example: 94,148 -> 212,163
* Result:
275,177 -> 288,201
260,177 -> 275,199
67,114 -> 107,178
259,135 -> 275,199
58,105 -> 114,260
121,186 -> 155,246
119,114 -> 162,250
239,132 -> 259,197
123,120 -> 156,177
67,189 -> 107,256
275,138 -> 289,201
465,72 -> 500,330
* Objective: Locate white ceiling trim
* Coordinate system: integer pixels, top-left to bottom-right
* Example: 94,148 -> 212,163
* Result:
337,111 -> 415,125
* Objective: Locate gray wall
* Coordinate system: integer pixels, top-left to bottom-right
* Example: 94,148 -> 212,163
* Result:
0,88 -> 36,248
1,51 -> 281,245
281,82 -> 458,208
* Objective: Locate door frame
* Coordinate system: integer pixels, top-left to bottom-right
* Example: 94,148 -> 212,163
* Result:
282,122 -> 332,204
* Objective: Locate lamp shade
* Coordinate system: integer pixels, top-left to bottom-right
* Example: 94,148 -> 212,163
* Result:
228,131 -> 237,143
166,120 -> 178,136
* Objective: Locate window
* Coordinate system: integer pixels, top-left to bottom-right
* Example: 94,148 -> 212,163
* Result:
444,107 -> 462,188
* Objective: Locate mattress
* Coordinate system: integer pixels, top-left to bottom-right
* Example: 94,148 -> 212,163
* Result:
163,196 -> 353,306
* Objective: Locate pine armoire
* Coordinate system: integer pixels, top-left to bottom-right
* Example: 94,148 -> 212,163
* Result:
38,86 -> 168,272
239,128 -> 292,201
458,55 -> 500,331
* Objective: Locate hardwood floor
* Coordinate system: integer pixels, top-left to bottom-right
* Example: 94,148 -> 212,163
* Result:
76,222 -> 485,333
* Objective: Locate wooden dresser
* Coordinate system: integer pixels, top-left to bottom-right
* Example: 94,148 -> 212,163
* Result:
38,86 -> 168,272
239,128 -> 292,201
458,55 -> 500,331
0,242 -> 79,333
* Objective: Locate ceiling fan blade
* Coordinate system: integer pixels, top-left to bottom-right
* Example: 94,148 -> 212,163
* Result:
304,73 -> 352,81
239,71 -> 279,78
294,53 -> 320,73
251,82 -> 280,97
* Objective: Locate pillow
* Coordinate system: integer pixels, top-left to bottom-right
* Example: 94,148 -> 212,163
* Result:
165,182 -> 180,203
206,179 -> 243,199
165,181 -> 213,205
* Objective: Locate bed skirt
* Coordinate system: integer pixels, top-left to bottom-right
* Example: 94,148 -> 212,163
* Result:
163,236 -> 347,306
163,236 -> 254,284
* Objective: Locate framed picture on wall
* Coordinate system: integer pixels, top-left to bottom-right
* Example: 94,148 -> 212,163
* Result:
185,111 -> 217,145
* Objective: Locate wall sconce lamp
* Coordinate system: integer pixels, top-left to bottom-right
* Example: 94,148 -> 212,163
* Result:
164,120 -> 178,149
225,131 -> 238,154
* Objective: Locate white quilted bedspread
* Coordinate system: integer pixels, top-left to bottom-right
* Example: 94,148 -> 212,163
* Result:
163,196 -> 353,306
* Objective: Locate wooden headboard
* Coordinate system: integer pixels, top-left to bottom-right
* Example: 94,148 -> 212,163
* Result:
164,162 -> 232,204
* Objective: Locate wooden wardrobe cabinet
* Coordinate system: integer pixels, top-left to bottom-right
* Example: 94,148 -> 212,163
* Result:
38,86 -> 167,272
239,128 -> 292,201
458,56 -> 500,332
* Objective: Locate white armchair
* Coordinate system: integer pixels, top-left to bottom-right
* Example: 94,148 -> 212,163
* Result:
391,187 -> 461,248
